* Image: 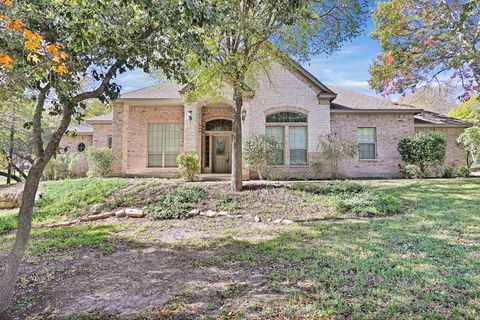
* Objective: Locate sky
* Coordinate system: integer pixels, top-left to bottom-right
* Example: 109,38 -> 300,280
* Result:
116,5 -> 382,97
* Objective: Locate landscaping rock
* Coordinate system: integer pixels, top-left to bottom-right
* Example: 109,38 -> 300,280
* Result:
81,212 -> 115,222
125,208 -> 145,218
115,209 -> 127,218
273,218 -> 294,225
89,203 -> 103,214
254,215 -> 261,222
217,211 -> 229,216
201,210 -> 218,217
0,191 -> 22,209
188,209 -> 200,216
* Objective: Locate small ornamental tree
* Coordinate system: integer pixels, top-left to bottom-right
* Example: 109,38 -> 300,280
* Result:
177,153 -> 200,181
243,135 -> 281,180
398,132 -> 447,175
457,126 -> 480,165
86,147 -> 112,177
0,0 -> 208,312
318,134 -> 357,179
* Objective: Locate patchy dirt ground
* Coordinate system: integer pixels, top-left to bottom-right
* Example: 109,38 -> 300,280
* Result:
1,179 -> 478,319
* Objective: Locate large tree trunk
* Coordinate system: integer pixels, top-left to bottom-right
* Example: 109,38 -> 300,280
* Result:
231,86 -> 243,191
6,121 -> 15,185
0,159 -> 46,313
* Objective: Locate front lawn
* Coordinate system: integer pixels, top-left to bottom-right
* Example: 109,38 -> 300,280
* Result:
0,178 -> 479,319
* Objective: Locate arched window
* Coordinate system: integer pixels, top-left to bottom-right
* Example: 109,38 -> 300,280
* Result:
265,112 -> 307,165
77,142 -> 86,153
266,112 -> 307,123
206,119 -> 233,131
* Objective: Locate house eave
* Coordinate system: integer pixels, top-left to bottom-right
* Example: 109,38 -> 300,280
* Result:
414,123 -> 472,128
331,108 -> 423,114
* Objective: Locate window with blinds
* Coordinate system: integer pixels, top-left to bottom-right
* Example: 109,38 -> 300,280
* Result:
148,124 -> 180,167
357,127 -> 376,159
265,126 -> 285,165
289,127 -> 307,165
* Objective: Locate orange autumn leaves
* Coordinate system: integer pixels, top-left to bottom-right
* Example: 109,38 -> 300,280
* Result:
0,0 -> 68,75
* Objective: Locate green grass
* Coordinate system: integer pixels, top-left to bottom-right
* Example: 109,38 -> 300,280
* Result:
194,179 -> 480,318
0,178 -> 128,233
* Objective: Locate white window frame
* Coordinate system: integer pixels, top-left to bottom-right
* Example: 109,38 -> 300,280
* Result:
357,127 -> 377,160
147,123 -> 180,168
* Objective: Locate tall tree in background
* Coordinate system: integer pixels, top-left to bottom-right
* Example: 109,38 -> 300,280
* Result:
448,95 -> 480,124
369,0 -> 479,99
398,85 -> 456,114
0,0 -> 207,312
187,0 -> 368,191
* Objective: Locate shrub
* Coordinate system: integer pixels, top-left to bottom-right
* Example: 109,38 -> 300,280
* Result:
401,164 -> 422,179
68,153 -> 88,178
398,132 -> 447,174
213,192 -> 238,212
86,147 -> 112,177
177,153 -> 199,181
291,181 -> 367,195
457,126 -> 480,164
318,134 -> 357,178
457,166 -> 471,177
443,166 -> 456,178
336,191 -> 403,217
147,185 -> 206,220
44,155 -> 70,180
243,135 -> 282,180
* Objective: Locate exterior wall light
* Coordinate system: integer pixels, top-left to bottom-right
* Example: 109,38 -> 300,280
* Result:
241,108 -> 247,121
187,109 -> 193,121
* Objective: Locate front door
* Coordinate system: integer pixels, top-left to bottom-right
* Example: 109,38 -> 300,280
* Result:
213,136 -> 231,173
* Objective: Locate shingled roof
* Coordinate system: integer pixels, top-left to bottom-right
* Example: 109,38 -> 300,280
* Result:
328,85 -> 420,112
118,82 -> 182,100
414,111 -> 472,127
86,112 -> 113,123
68,123 -> 93,135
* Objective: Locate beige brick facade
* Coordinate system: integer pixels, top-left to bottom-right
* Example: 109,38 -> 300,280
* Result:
59,134 -> 92,154
68,61 -> 470,179
111,103 -> 184,176
91,123 -> 112,148
331,113 -> 415,178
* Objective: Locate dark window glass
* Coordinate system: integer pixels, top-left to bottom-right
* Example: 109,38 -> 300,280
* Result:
77,143 -> 86,153
206,119 -> 233,131
205,136 -> 210,167
266,112 -> 307,123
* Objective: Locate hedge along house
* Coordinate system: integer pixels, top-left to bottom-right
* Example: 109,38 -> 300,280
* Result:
60,61 -> 472,178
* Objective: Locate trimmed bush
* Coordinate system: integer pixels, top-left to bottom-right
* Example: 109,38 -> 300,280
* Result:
457,166 -> 471,177
336,191 -> 403,217
443,166 -> 456,178
401,164 -> 422,179
398,132 -> 447,174
177,153 -> 199,181
86,147 -> 112,177
213,192 -> 238,212
147,185 -> 206,220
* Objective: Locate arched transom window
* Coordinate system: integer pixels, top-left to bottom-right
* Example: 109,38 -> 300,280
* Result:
266,112 -> 307,123
265,112 -> 308,165
206,119 -> 233,131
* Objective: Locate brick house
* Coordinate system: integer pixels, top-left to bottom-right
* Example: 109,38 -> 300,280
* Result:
60,61 -> 471,179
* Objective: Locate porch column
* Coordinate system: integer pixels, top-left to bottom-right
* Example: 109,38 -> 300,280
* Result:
183,103 -> 199,153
